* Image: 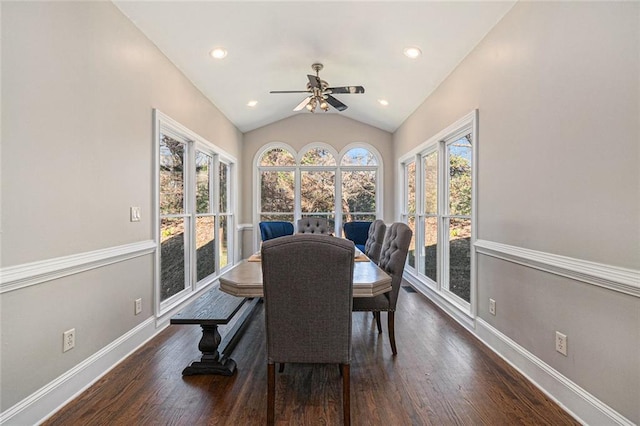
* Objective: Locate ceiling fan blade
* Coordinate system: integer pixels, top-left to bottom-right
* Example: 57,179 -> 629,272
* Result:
307,74 -> 321,88
270,90 -> 311,94
293,96 -> 312,111
327,86 -> 365,94
325,95 -> 348,111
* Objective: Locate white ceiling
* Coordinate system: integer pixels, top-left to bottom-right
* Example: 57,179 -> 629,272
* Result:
114,1 -> 515,133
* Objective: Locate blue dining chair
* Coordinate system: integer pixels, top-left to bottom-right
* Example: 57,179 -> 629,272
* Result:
259,221 -> 294,241
343,221 -> 372,252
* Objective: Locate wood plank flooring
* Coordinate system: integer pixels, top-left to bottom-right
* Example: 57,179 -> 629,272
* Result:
44,286 -> 578,425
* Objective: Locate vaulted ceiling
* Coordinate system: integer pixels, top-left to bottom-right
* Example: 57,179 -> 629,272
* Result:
114,1 -> 515,133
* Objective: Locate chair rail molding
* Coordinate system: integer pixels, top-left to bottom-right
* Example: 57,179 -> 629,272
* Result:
0,240 -> 156,294
474,239 -> 640,298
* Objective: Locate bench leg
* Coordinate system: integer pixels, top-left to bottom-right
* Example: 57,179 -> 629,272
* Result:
182,324 -> 237,376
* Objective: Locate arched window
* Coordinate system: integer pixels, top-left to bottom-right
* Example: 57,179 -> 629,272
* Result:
255,143 -> 381,245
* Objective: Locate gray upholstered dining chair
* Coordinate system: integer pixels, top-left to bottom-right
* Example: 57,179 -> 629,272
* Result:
352,222 -> 412,356
297,217 -> 332,235
364,219 -> 387,264
261,234 -> 355,426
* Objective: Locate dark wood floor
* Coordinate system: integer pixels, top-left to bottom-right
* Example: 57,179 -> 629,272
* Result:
44,286 -> 578,425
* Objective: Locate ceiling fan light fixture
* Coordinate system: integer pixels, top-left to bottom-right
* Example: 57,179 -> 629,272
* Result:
403,46 -> 422,59
320,100 -> 329,111
210,47 -> 227,59
306,98 -> 317,112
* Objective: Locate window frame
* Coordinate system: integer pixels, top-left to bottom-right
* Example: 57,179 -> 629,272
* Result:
399,110 -> 477,318
154,110 -> 236,317
254,142 -> 383,249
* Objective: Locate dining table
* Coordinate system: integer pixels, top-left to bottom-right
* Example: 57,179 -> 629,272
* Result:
171,250 -> 391,376
219,251 -> 392,298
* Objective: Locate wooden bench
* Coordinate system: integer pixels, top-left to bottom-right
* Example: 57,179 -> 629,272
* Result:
170,286 -> 260,376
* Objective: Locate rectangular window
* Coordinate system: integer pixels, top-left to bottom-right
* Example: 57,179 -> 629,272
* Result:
403,161 -> 416,269
341,170 -> 376,223
260,170 -> 295,222
159,135 -> 189,301
195,151 -> 215,283
423,151 -> 438,282
155,110 -> 236,315
400,111 -> 476,315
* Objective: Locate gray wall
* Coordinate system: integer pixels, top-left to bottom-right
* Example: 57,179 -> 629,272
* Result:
393,1 -> 639,423
242,113 -> 394,227
1,1 -> 241,411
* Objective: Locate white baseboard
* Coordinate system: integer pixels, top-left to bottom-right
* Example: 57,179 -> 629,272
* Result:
475,318 -> 634,426
0,317 -> 166,426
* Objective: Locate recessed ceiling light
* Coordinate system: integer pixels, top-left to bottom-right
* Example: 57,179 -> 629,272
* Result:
210,47 -> 227,59
378,99 -> 389,106
403,46 -> 422,59
247,100 -> 258,107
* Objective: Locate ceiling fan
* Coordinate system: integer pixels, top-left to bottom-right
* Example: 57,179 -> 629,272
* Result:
270,63 -> 365,113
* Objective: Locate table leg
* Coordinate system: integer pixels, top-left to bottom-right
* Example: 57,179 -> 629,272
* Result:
182,324 -> 237,376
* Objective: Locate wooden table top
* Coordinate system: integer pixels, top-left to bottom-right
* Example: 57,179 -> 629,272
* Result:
219,258 -> 392,298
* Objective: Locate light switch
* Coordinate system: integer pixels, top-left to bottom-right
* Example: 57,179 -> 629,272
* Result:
130,206 -> 141,222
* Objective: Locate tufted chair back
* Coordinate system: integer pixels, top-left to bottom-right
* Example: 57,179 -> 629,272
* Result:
297,217 -> 331,235
261,233 -> 354,424
364,220 -> 387,264
378,222 -> 413,310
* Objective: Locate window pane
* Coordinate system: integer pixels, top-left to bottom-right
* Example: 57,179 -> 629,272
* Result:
260,170 -> 294,213
196,216 -> 215,281
160,135 -> 185,215
219,162 -> 228,213
260,148 -> 296,166
301,171 -> 335,213
449,218 -> 471,302
219,216 -> 229,269
160,217 -> 187,301
342,213 -> 376,224
301,148 -> 336,166
424,152 -> 437,214
407,215 -> 416,269
449,135 -> 472,216
407,162 -> 416,214
342,170 -> 376,217
260,214 -> 294,223
341,148 -> 377,166
195,151 -> 211,214
424,217 -> 438,283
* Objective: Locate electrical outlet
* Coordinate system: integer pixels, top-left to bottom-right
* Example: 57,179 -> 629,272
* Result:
135,298 -> 142,315
555,331 -> 568,356
489,298 -> 496,316
130,206 -> 141,222
63,328 -> 75,352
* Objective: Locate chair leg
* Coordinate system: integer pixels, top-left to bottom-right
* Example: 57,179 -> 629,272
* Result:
341,364 -> 350,426
388,312 -> 397,355
267,363 -> 275,425
374,311 -> 382,334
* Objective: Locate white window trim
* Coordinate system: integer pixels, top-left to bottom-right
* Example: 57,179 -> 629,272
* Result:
398,109 -> 478,318
154,109 -> 237,318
